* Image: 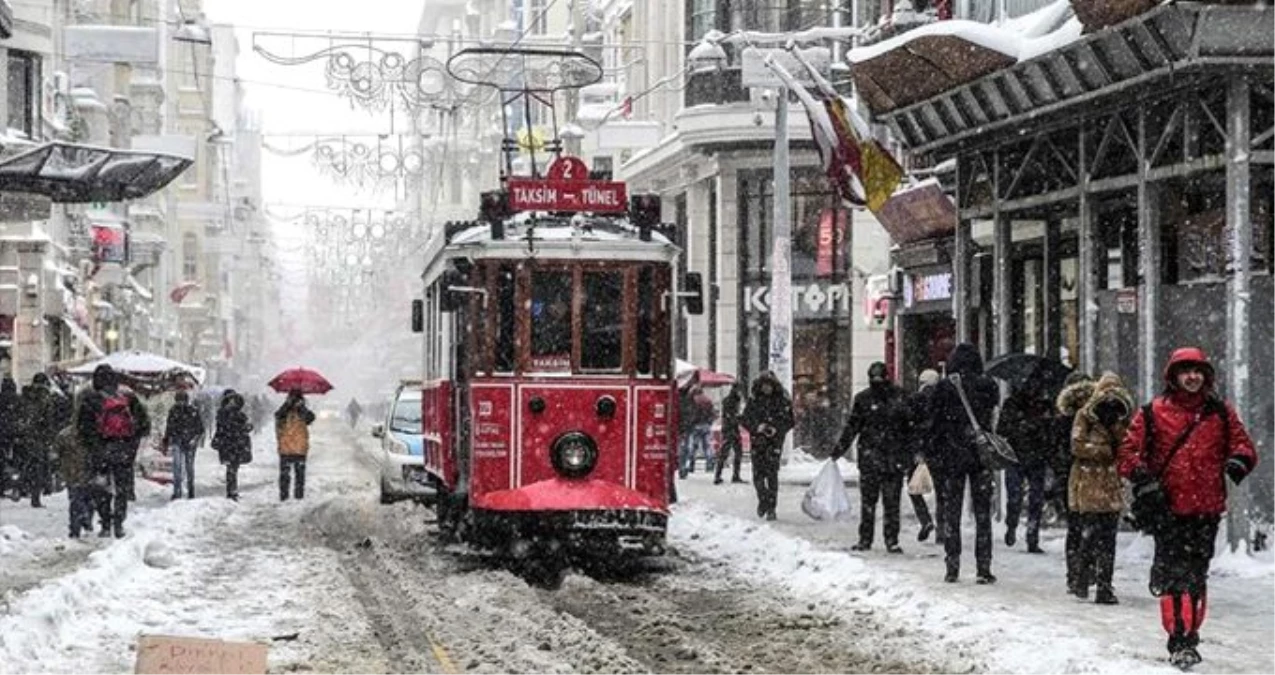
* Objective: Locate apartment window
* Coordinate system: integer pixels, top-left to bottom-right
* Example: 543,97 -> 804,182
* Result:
7,50 -> 40,137
182,232 -> 199,280
689,0 -> 717,42
528,0 -> 547,34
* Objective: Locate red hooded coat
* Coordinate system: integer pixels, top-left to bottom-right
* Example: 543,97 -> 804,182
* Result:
1117,348 -> 1258,517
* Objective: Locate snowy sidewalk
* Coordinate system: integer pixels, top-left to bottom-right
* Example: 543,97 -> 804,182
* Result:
0,426 -> 386,674
673,463 -> 1275,675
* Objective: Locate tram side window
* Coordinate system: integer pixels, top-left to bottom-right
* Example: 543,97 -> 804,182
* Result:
582,271 -> 624,371
530,270 -> 573,369
636,267 -> 653,374
494,264 -> 516,372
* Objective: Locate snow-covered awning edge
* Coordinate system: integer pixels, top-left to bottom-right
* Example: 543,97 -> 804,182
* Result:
847,0 -> 1081,65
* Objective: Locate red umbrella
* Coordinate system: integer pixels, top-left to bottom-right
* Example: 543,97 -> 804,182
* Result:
268,367 -> 333,395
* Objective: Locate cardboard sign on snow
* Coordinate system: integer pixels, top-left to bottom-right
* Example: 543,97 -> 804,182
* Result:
135,635 -> 268,674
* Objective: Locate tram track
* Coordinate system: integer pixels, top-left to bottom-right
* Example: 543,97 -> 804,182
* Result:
542,552 -> 944,674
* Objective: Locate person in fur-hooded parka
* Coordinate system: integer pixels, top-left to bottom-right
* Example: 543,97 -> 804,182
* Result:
1068,372 -> 1135,604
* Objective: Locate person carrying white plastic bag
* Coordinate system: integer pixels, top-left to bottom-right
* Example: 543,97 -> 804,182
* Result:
802,459 -> 852,521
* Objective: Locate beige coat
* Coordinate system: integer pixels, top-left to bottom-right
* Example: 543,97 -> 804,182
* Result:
1069,373 -> 1135,514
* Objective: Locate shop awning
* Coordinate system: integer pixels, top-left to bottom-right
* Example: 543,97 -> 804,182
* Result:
875,179 -> 958,245
60,315 -> 105,358
0,141 -> 193,203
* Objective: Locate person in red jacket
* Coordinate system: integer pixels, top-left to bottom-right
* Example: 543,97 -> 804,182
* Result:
1117,347 -> 1258,670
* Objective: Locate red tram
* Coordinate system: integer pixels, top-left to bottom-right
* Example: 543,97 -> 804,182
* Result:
411,180 -> 702,561
409,46 -> 704,566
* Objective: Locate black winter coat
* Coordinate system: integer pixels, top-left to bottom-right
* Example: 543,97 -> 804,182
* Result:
18,386 -> 60,468
926,344 -> 1000,475
835,383 -> 910,474
721,389 -> 742,442
0,380 -> 21,455
997,392 -> 1055,468
214,396 -> 253,465
740,374 -> 794,454
164,403 -> 206,448
906,386 -> 936,463
76,386 -> 152,467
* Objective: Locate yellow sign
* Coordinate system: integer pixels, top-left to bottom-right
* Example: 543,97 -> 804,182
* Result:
517,126 -> 546,152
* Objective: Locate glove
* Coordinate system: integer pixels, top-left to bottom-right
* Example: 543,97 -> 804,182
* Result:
1226,458 -> 1249,485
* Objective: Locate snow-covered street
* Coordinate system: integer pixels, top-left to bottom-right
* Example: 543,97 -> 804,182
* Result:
1,421 -> 1271,674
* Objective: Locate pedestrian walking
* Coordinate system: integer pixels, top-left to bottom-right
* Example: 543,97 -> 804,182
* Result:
833,362 -> 910,553
1117,347 -> 1257,669
76,365 -> 150,538
927,343 -> 1001,584
17,374 -> 59,508
275,389 -> 316,501
0,377 -> 21,501
691,387 -> 716,472
164,391 -> 205,500
907,369 -> 942,543
55,412 -> 95,538
714,383 -> 746,485
346,398 -> 363,429
1000,382 -> 1056,553
1056,372 -> 1097,595
1067,372 -> 1134,605
214,391 -> 253,500
740,371 -> 794,521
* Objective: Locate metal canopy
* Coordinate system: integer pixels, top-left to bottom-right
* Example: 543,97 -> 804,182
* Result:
0,141 -> 193,203
878,3 -> 1275,156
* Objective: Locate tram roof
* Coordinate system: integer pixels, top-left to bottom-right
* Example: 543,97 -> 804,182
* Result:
421,213 -> 679,282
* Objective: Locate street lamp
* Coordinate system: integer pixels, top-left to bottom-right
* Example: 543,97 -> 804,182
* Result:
690,30 -> 795,404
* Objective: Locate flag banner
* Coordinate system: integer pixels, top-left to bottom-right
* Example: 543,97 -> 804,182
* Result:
788,49 -> 906,214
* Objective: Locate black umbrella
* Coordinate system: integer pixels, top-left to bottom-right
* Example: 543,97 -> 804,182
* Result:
985,353 -> 1072,396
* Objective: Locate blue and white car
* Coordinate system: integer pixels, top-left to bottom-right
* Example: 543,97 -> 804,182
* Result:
371,382 -> 433,504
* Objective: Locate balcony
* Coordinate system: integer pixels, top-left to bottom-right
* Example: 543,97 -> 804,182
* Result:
683,67 -> 749,109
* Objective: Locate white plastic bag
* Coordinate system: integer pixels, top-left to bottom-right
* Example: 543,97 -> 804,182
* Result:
801,459 -> 852,521
908,461 -> 934,496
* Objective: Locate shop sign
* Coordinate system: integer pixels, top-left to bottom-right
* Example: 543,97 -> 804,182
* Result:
743,281 -> 850,319
1117,289 -> 1137,314
815,208 -> 847,277
904,271 -> 952,308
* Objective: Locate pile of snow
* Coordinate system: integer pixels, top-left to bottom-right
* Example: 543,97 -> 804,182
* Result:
0,525 -> 34,557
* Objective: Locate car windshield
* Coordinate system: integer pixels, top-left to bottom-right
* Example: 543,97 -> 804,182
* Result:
390,396 -> 422,434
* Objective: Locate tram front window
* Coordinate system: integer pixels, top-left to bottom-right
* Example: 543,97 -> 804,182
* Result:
582,271 -> 623,371
531,270 -> 573,370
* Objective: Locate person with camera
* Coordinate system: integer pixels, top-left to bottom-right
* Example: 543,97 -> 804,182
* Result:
1117,347 -> 1257,669
740,371 -> 794,521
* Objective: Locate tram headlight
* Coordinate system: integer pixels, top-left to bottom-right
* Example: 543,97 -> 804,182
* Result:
551,432 -> 598,479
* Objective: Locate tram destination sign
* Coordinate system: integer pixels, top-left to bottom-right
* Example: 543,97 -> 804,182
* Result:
507,178 -> 628,213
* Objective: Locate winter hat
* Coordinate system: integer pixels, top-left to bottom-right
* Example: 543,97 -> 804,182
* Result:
918,369 -> 941,388
868,362 -> 889,382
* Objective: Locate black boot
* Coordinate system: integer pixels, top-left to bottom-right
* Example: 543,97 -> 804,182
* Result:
1094,587 -> 1118,605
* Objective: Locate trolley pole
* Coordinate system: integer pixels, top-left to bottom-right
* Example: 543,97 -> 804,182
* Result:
769,87 -> 794,409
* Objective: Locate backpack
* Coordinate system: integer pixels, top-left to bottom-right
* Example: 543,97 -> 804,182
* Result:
97,393 -> 136,440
